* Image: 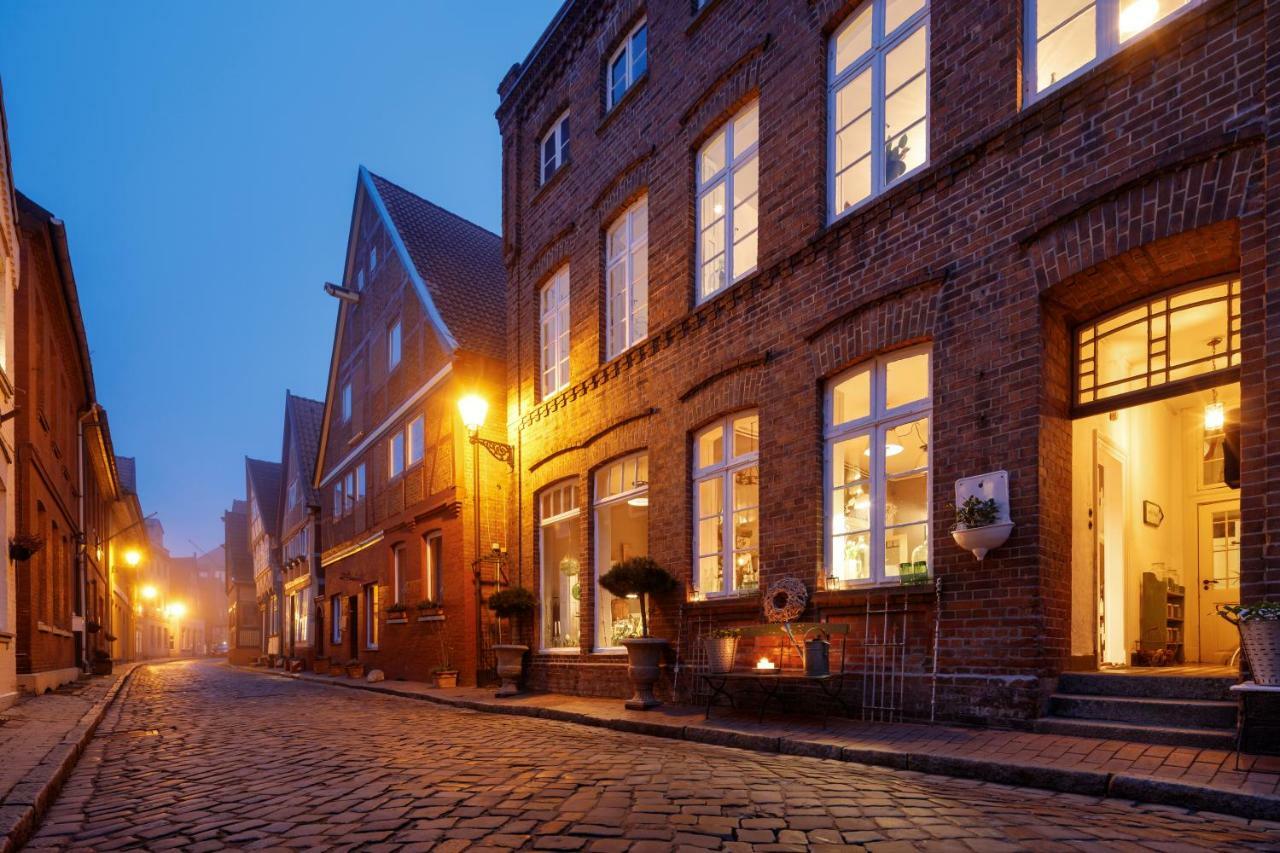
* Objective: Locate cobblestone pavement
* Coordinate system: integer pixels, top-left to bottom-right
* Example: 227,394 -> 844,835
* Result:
26,661 -> 1280,851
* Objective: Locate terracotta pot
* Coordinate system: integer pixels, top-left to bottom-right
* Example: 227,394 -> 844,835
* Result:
346,664 -> 364,679
622,637 -> 668,710
434,670 -> 458,689
312,658 -> 330,675
493,644 -> 527,697
91,659 -> 113,676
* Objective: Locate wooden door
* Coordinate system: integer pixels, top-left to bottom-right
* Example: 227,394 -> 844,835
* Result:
1196,501 -> 1240,664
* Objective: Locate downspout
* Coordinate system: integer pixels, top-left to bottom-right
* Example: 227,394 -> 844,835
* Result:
75,403 -> 100,670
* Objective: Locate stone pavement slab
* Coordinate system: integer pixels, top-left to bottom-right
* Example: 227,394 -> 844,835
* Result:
0,661 -> 141,853
258,664 -> 1280,822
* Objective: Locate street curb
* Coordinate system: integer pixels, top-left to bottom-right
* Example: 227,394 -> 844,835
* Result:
235,665 -> 1280,823
0,662 -> 144,853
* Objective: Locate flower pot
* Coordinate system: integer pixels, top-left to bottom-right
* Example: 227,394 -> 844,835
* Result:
705,636 -> 738,674
346,663 -> 364,679
434,670 -> 458,689
1240,620 -> 1280,686
951,521 -> 1014,561
493,644 -> 527,697
622,637 -> 668,710
91,659 -> 113,676
312,658 -> 331,675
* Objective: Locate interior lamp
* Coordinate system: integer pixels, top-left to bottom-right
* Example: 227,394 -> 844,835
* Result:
1204,397 -> 1225,433
1119,0 -> 1158,39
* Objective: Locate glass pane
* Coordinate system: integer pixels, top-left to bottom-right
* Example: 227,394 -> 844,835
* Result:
701,254 -> 726,301
836,113 -> 872,173
885,350 -> 929,409
700,129 -> 727,182
733,102 -> 759,157
698,517 -> 722,555
834,4 -> 872,76
1119,0 -> 1188,41
732,414 -> 759,457
698,477 -> 723,520
610,55 -> 627,104
1096,319 -> 1148,391
700,182 -> 726,231
541,515 -> 582,650
631,25 -> 647,77
835,68 -> 872,132
885,416 -> 929,476
607,222 -> 627,261
832,367 -> 871,425
831,434 -> 871,487
885,27 -> 927,95
835,158 -> 871,214
733,467 -> 759,511
884,522 -> 929,577
1168,299 -> 1229,374
1038,0 -> 1092,35
833,532 -> 871,582
1037,4 -> 1095,92
886,472 -> 928,526
885,0 -> 925,34
833,484 -> 871,533
732,232 -> 758,280
733,550 -> 759,593
699,555 -> 724,595
631,201 -> 648,239
733,157 -> 758,212
698,426 -> 724,468
595,498 -> 648,647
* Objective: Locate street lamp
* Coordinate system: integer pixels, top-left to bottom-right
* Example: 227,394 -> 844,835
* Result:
165,602 -> 187,620
140,585 -> 158,601
123,548 -> 143,568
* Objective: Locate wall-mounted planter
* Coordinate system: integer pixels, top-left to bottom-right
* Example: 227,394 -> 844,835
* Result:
952,522 -> 1014,561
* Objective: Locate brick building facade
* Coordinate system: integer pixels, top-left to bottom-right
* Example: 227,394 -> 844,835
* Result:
495,0 -> 1275,722
246,457 -> 282,659
277,392 -> 323,663
223,499 -> 258,666
313,168 -> 507,686
0,80 -> 19,710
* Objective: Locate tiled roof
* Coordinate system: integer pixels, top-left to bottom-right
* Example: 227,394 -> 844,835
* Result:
115,456 -> 137,495
367,171 -> 507,363
286,393 -> 324,506
245,457 -> 282,536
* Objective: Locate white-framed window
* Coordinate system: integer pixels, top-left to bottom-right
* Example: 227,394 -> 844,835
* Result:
287,479 -> 299,510
539,481 -> 581,651
697,100 -> 759,303
825,345 -> 931,587
392,544 -> 406,605
540,112 -> 570,185
330,596 -> 342,644
293,587 -> 311,644
370,245 -> 377,271
607,19 -> 648,109
422,531 -> 442,604
341,382 -> 352,423
408,415 -> 425,467
363,583 -> 379,649
829,0 -> 929,221
357,268 -> 365,291
693,412 -> 760,598
332,480 -> 343,518
389,431 -> 405,478
344,471 -> 356,515
540,267 -> 571,396
594,453 -> 648,651
1028,0 -> 1197,99
355,463 -> 367,503
387,320 -> 402,371
605,198 -> 648,360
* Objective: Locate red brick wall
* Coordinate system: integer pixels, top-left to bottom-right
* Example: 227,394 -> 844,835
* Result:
497,0 -> 1271,720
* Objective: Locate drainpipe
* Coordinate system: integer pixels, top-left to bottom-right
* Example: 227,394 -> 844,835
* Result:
75,403 -> 100,671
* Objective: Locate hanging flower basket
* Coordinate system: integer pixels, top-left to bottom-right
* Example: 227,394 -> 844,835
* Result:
10,534 -> 44,562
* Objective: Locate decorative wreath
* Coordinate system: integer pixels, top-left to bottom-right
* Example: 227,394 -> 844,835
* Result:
763,576 -> 808,623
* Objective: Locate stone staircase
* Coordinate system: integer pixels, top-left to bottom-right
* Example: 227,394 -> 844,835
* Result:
1034,672 -> 1237,749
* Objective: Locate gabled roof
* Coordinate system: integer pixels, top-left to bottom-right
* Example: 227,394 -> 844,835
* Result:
365,168 -> 506,362
245,457 -> 282,537
281,392 -> 324,509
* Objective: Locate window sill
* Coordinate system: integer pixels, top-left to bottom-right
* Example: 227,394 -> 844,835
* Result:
416,613 -> 445,623
531,160 -> 571,205
596,74 -> 649,138
816,580 -> 936,598
591,649 -> 628,657
828,161 -> 929,228
685,0 -> 726,37
539,646 -> 580,655
386,616 -> 409,624
695,267 -> 761,311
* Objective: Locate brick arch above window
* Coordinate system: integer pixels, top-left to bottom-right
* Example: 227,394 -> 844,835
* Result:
806,277 -> 940,381
676,354 -> 768,432
1023,139 -> 1262,297
678,40 -> 766,136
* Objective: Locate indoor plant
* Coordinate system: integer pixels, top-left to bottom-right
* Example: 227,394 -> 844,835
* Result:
1218,601 -> 1280,686
599,556 -> 679,710
487,586 -> 535,697
705,627 -> 741,674
950,495 -> 1013,561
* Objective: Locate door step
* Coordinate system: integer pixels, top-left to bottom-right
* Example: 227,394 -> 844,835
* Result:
1049,693 -> 1236,728
1058,672 -> 1235,701
1032,716 -> 1235,749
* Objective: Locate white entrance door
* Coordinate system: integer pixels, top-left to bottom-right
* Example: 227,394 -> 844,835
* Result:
1095,437 -> 1127,666
1196,501 -> 1240,664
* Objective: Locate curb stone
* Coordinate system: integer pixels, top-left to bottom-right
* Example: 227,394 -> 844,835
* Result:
235,664 -> 1280,823
0,662 -> 144,853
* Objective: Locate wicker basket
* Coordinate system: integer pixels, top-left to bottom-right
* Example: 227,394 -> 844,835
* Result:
1241,620 -> 1280,686
705,637 -> 738,674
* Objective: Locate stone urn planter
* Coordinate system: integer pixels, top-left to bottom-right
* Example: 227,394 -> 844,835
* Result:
492,644 -> 528,697
622,638 -> 667,710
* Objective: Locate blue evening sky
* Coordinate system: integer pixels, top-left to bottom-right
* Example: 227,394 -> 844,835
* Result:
0,2 -> 559,556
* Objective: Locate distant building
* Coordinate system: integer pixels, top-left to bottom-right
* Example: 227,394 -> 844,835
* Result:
223,499 -> 257,665
277,392 -> 323,663
314,168 -> 506,684
246,458 -> 282,659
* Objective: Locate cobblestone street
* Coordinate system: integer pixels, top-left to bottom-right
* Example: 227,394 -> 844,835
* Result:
18,661 -> 1280,850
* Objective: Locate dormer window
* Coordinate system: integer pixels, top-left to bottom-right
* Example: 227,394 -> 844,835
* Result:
540,113 -> 571,185
607,20 -> 648,110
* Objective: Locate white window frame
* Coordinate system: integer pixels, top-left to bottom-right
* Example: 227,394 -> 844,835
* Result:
827,0 -> 930,223
392,544 -> 406,605
539,481 -> 581,653
389,431 -> 405,478
540,112 -> 570,185
330,596 -> 341,644
357,268 -> 365,291
540,267 -> 571,397
605,198 -> 648,360
693,412 -> 760,598
364,584 -> 379,649
332,480 -> 343,518
341,382 -> 352,423
607,19 -> 648,110
344,471 -> 356,515
407,415 -> 425,467
1025,0 -> 1200,102
422,531 -> 442,605
593,453 -> 649,652
355,463 -> 367,504
387,320 -> 402,371
824,344 -> 932,587
696,100 -> 760,304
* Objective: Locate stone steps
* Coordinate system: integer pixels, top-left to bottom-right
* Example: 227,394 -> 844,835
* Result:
1058,672 -> 1236,701
1033,716 -> 1235,750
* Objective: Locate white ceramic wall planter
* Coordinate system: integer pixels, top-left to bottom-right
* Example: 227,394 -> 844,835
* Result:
952,471 -> 1013,561
951,521 -> 1014,560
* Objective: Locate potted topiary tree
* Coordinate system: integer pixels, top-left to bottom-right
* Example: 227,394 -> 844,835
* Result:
599,556 -> 679,710
487,586 -> 535,697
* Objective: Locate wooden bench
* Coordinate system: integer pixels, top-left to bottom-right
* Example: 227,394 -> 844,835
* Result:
699,622 -> 850,723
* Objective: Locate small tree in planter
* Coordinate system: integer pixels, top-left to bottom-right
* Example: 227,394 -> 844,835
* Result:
487,587 -> 535,697
599,557 -> 679,710
1218,602 -> 1280,686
